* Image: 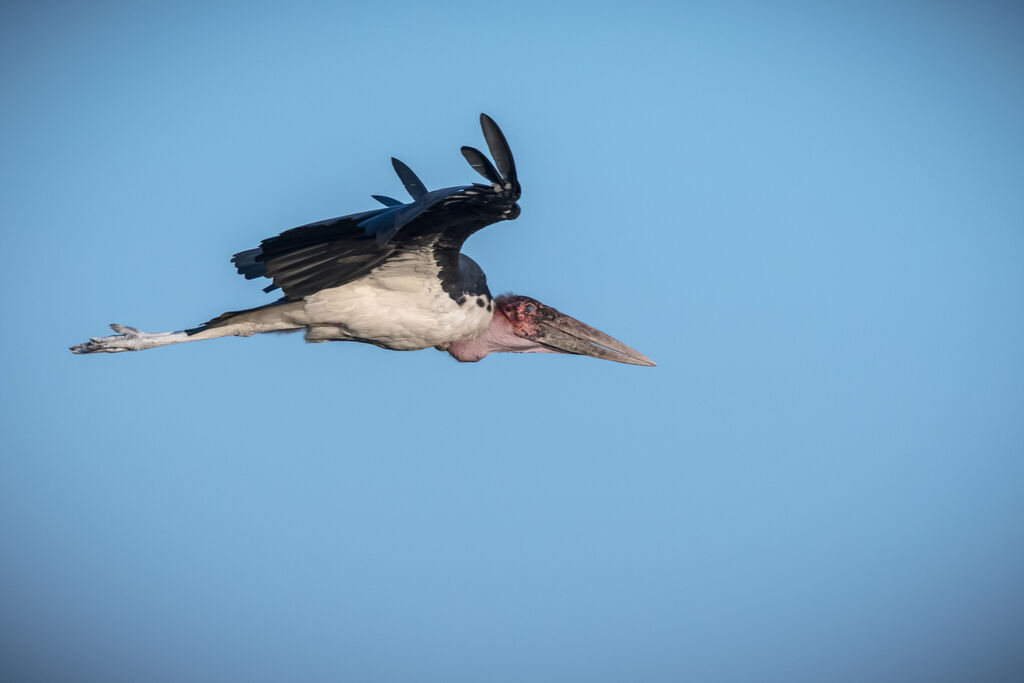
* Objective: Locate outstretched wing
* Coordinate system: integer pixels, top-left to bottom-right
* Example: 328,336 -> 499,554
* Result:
233,114 -> 521,301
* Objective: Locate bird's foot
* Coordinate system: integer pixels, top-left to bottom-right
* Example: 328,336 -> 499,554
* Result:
70,324 -> 150,354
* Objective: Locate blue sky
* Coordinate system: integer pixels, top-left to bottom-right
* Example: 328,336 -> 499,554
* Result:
2,2 -> 1022,681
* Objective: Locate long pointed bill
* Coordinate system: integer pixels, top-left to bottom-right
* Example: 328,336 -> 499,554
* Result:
535,310 -> 656,367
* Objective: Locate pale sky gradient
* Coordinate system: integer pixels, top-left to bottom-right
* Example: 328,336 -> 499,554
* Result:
2,2 -> 1023,681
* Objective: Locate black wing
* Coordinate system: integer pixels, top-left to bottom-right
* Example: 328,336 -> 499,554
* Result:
233,114 -> 521,300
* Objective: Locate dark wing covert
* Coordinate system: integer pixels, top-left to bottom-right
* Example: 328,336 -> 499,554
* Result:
232,114 -> 521,300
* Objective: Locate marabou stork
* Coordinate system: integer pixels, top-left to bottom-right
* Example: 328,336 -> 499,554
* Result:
70,115 -> 654,366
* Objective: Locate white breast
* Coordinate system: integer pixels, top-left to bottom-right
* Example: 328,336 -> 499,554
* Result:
297,250 -> 493,350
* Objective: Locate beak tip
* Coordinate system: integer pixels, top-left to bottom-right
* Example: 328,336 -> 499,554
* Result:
537,312 -> 656,368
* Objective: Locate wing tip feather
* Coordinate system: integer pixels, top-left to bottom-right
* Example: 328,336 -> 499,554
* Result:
477,113 -> 518,189
391,157 -> 428,200
461,145 -> 503,184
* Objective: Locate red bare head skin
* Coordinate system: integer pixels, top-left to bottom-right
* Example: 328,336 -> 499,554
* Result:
496,294 -> 546,338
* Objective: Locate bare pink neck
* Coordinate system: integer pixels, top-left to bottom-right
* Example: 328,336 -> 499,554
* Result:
446,311 -> 549,362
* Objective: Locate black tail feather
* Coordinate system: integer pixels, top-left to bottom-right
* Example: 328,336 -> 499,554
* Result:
186,299 -> 292,335
232,248 -> 266,279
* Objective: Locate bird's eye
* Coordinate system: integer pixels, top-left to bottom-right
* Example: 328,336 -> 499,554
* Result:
525,304 -> 536,314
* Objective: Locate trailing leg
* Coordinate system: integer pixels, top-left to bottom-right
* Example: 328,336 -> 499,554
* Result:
70,301 -> 307,354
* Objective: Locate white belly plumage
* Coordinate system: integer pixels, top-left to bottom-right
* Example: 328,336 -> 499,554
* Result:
295,252 -> 493,350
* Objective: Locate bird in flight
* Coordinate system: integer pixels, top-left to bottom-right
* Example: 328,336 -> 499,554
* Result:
71,115 -> 654,366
